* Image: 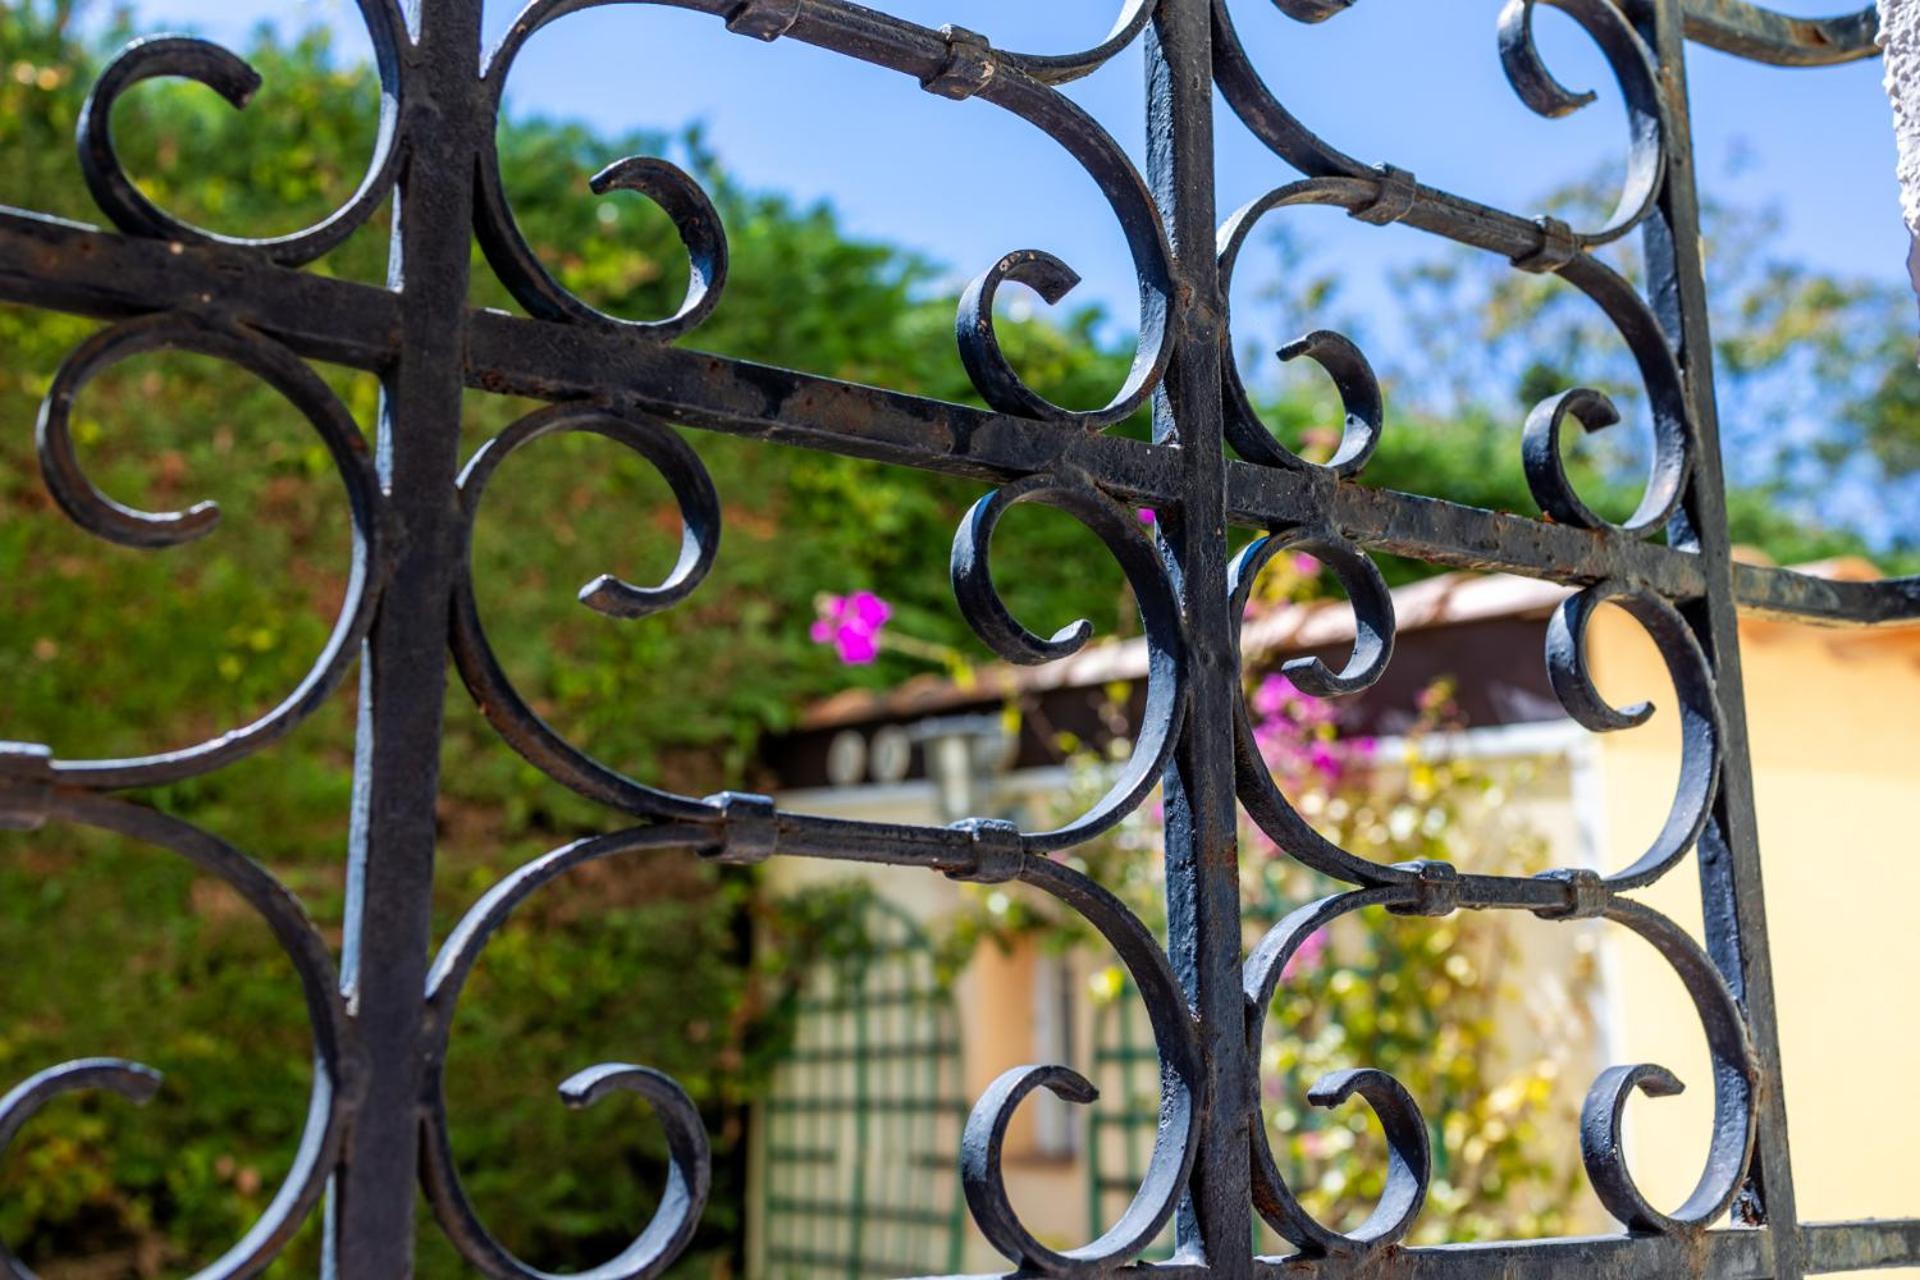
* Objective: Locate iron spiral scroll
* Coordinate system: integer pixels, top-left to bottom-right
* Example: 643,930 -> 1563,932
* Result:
0,0 -> 1908,1276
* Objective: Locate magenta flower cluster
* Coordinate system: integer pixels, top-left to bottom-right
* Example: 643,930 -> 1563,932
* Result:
1242,673 -> 1371,982
1245,669 -> 1376,849
811,590 -> 892,665
1248,673 -> 1368,781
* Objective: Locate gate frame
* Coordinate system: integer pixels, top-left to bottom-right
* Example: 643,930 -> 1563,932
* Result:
1,0 -> 1917,1277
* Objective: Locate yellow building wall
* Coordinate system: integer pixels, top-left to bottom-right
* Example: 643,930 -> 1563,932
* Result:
1588,605 -> 1920,1251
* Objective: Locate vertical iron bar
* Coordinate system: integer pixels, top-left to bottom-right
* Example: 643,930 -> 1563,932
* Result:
1147,0 -> 1252,1272
1636,0 -> 1804,1271
333,2 -> 483,1274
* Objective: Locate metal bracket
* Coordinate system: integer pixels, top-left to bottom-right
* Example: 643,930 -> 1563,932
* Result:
0,742 -> 53,832
1512,215 -> 1578,274
1353,164 -> 1418,225
921,26 -> 997,100
702,790 -> 779,864
1532,866 -> 1610,920
724,0 -> 803,41
946,817 -> 1022,884
1388,859 -> 1461,917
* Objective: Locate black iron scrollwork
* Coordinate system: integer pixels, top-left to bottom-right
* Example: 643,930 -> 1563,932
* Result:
1546,582 -> 1723,890
474,0 -> 1175,429
477,2 -> 730,336
450,402 -> 722,823
1495,0 -> 1668,247
1227,526 -> 1407,886
33,314 -> 387,790
77,0 -> 406,265
421,824 -> 715,1280
961,855 -> 1201,1276
1215,178 -> 1391,477
1576,898 -> 1756,1234
1216,176 -> 1384,477
1213,0 -> 1667,248
0,795 -> 353,1280
952,473 -> 1187,851
994,0 -> 1158,85
1244,889 -> 1432,1257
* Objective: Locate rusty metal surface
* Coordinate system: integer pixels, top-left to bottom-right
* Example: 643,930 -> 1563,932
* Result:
0,0 -> 1915,1276
1681,0 -> 1881,66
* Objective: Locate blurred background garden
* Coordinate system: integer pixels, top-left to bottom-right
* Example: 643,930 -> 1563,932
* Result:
4,0 -> 1920,1275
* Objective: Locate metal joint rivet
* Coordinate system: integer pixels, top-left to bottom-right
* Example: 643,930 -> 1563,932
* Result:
702,790 -> 779,865
1532,866 -> 1608,920
1512,215 -> 1578,274
1389,859 -> 1460,917
920,25 -> 996,100
724,0 -> 803,41
945,817 -> 1022,884
0,742 -> 54,832
1352,164 -> 1417,226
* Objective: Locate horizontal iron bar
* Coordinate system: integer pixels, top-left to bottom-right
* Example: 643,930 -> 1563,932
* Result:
1804,1219 -> 1920,1273
899,1223 -> 1920,1280
1729,563 -> 1920,625
2,208 -> 1913,627
902,1267 -> 1208,1280
0,207 -> 397,369
1269,1228 -> 1774,1280
1682,0 -> 1880,66
1252,1220 -> 1920,1279
1227,462 -> 1702,598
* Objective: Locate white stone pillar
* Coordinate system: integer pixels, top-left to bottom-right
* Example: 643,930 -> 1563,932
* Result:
1882,0 -> 1920,327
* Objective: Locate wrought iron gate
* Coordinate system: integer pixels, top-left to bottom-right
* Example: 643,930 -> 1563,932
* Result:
0,0 -> 1916,1276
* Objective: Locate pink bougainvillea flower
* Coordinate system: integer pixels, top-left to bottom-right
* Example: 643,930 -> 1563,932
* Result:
1136,507 -> 1157,525
847,590 -> 891,631
1252,672 -> 1334,730
1252,673 -> 1293,719
1308,740 -> 1343,780
811,590 -> 893,666
1295,691 -> 1336,730
835,628 -> 880,664
1291,552 -> 1321,577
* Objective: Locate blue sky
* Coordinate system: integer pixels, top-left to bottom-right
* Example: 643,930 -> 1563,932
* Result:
107,0 -> 1911,486
112,1 -> 1905,305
